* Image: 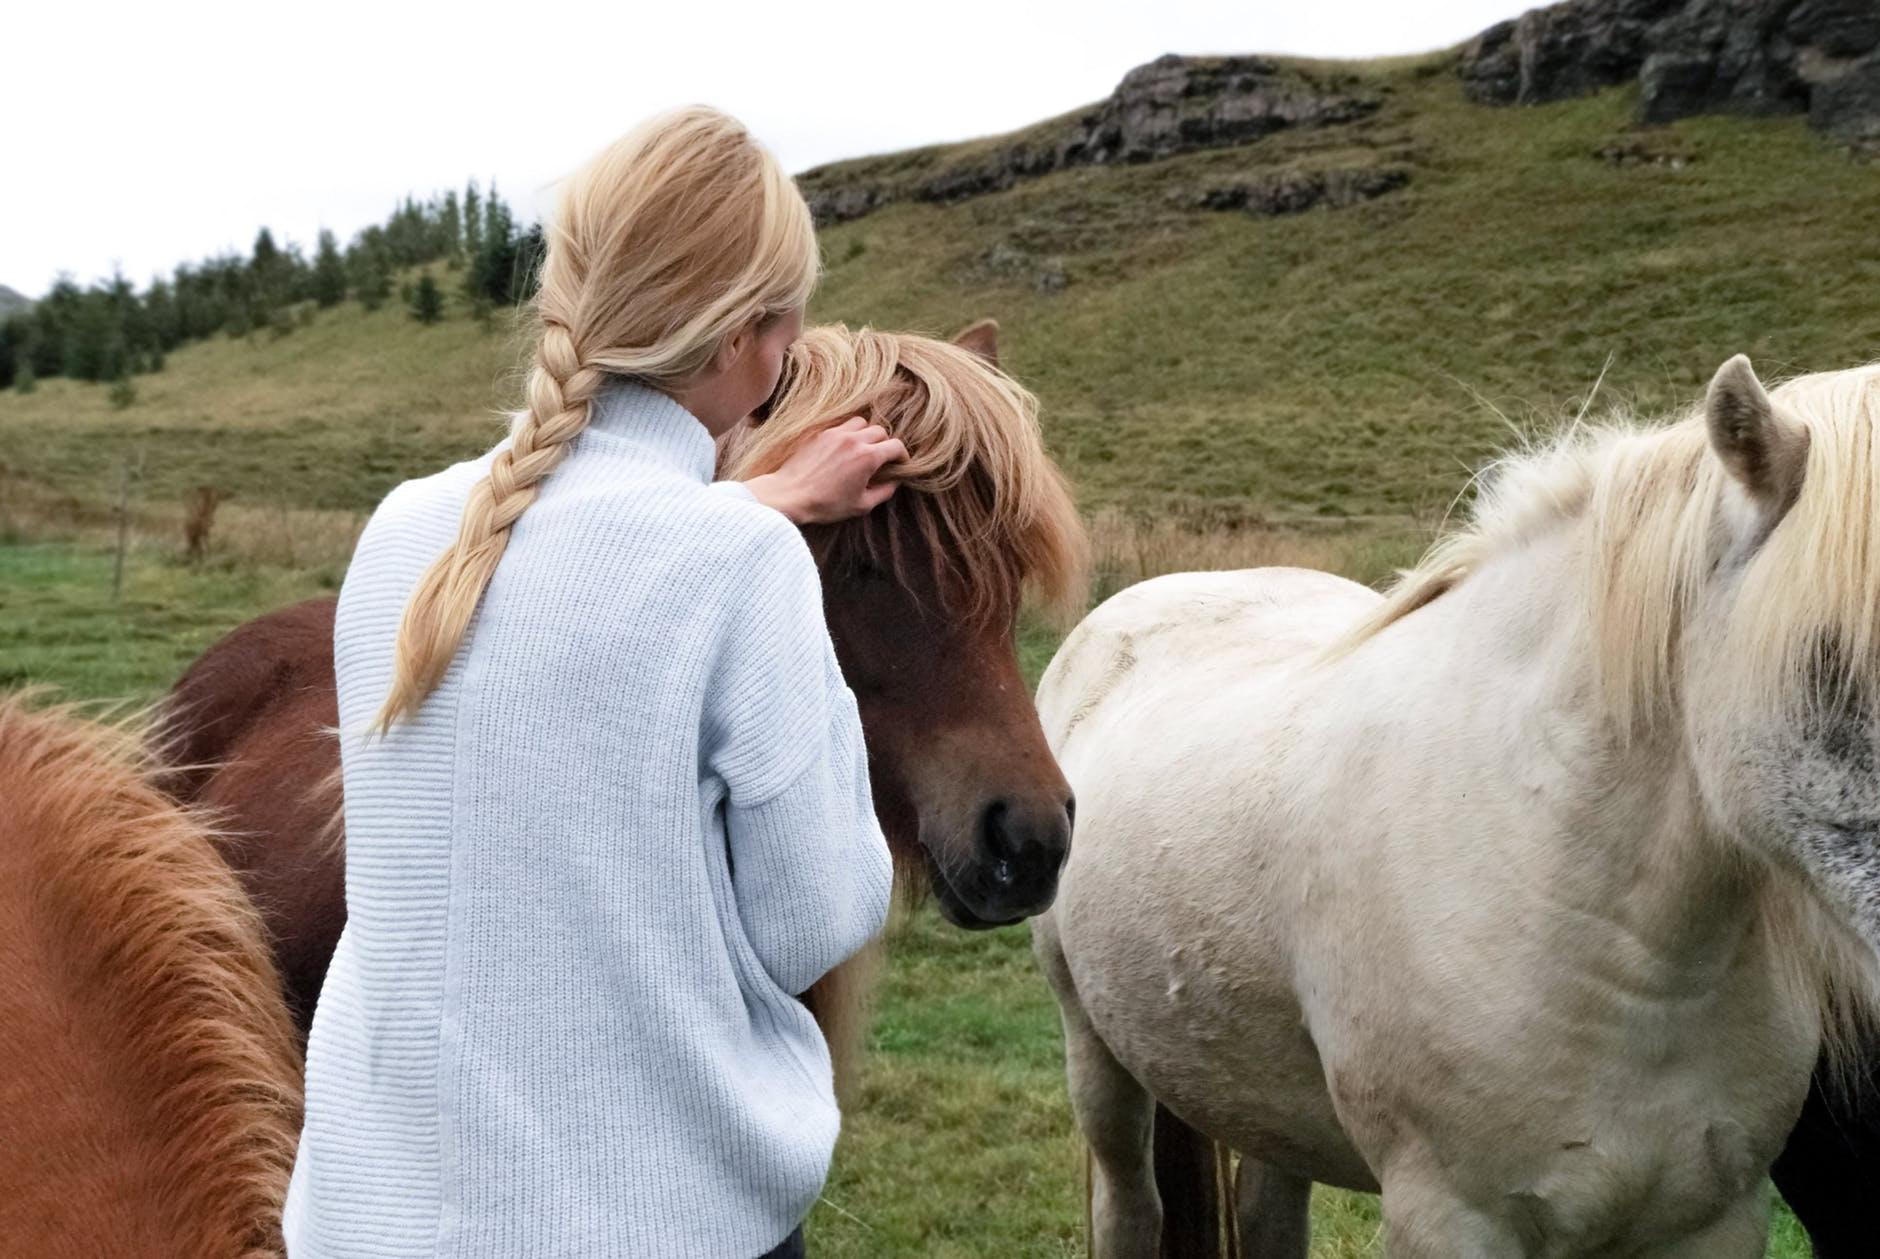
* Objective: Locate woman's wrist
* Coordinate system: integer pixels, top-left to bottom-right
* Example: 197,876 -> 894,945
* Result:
739,473 -> 809,524
735,420 -> 905,524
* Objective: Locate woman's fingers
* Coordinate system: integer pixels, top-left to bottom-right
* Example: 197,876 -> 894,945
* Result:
866,437 -> 908,471
753,418 -> 905,522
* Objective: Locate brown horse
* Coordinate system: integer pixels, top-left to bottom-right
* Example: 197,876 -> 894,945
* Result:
155,320 -> 1088,1100
0,693 -> 303,1259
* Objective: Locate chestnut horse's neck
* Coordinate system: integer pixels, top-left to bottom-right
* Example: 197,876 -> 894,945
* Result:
0,698 -> 303,1258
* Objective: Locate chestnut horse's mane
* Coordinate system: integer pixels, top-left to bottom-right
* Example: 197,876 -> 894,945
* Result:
0,693 -> 302,1257
718,322 -> 1089,624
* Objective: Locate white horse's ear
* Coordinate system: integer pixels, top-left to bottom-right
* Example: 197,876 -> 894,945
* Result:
1706,354 -> 1807,520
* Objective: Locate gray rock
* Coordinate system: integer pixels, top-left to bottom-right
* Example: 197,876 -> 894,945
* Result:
1461,0 -> 1682,105
1811,49 -> 1880,140
1458,0 -> 1880,141
1066,54 -> 1378,166
968,240 -> 1072,294
803,184 -> 892,228
1789,0 -> 1880,57
1637,0 -> 1809,123
1191,166 -> 1411,215
1594,134 -> 1699,163
796,54 -> 1381,226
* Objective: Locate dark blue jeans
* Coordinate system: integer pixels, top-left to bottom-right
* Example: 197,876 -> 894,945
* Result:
756,1223 -> 805,1258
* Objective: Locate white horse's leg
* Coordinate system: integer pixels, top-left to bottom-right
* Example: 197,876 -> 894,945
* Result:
1233,1157 -> 1311,1259
1033,917 -> 1160,1259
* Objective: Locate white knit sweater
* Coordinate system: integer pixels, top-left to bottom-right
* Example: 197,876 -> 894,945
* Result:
282,378 -> 895,1258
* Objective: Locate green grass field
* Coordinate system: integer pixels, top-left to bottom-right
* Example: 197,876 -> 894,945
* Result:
3,45 -> 1868,1258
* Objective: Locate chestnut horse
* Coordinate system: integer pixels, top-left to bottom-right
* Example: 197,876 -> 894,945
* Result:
0,694 -> 303,1258
154,320 -> 1087,1100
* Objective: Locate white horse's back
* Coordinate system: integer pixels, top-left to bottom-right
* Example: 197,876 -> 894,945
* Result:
1036,566 -> 1378,755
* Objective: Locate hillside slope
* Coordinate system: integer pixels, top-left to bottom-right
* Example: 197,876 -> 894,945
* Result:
1,45 -> 1875,533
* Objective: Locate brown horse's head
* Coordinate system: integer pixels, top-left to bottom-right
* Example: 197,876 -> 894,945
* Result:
720,320 -> 1087,928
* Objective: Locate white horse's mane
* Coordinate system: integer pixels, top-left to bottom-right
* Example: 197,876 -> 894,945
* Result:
1343,363 -> 1880,1073
1349,363 -> 1880,731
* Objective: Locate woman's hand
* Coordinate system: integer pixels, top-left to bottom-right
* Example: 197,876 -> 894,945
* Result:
741,417 -> 908,524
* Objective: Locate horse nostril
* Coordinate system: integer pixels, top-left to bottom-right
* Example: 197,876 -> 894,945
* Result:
1064,792 -> 1076,831
981,800 -> 1023,887
976,795 -> 1073,911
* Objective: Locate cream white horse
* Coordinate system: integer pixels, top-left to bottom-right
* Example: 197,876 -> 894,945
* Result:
1032,357 -> 1880,1258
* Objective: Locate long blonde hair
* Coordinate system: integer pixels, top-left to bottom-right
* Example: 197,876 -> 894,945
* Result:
374,106 -> 818,731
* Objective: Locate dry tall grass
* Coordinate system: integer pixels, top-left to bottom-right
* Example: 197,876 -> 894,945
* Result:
1,469 -> 363,572
1084,507 -> 1427,603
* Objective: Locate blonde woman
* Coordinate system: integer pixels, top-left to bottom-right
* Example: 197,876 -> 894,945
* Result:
283,108 -> 902,1259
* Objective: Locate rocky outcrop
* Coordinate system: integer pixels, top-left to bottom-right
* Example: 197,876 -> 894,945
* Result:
1060,54 -> 1380,165
799,55 -> 1382,226
1189,165 -> 1411,215
1459,0 -> 1681,104
968,242 -> 1070,295
1460,0 -> 1880,144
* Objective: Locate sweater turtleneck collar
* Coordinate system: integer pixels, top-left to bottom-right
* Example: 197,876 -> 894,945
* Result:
581,376 -> 719,483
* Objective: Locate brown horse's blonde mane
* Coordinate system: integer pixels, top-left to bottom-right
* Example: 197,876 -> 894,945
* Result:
0,693 -> 302,1257
719,323 -> 1088,624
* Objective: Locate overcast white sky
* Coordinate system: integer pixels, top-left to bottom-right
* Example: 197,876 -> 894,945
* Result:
6,0 -> 1537,298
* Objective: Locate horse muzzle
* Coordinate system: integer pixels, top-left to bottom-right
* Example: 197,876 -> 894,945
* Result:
925,791 -> 1074,929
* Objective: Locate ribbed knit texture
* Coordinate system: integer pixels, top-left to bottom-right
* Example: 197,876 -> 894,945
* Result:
282,378 -> 895,1258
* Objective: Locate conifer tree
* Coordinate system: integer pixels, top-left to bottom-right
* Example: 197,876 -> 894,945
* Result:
441,191 -> 462,266
143,277 -> 179,350
250,227 -> 294,313
312,229 -> 348,307
466,188 -> 527,306
409,273 -> 444,324
463,180 -> 483,262
350,228 -> 393,311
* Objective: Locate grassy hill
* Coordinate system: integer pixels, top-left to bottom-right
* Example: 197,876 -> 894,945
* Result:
0,40 -> 1865,1259
4,52 -> 1876,536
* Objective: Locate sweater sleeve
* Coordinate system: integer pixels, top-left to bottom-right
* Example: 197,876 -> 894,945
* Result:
702,519 -> 894,997
706,480 -> 757,504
